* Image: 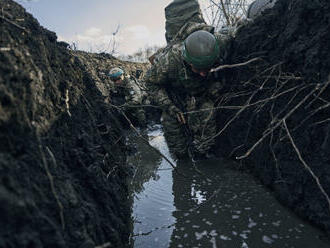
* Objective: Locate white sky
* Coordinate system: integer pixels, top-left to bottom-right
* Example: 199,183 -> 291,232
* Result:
16,0 -> 175,55
15,0 -> 251,55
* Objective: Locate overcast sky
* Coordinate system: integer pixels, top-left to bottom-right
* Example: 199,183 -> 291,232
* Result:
16,0 -> 175,55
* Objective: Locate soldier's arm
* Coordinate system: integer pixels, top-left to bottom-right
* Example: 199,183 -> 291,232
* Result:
214,32 -> 234,65
125,77 -> 144,105
145,48 -> 182,115
145,50 -> 172,85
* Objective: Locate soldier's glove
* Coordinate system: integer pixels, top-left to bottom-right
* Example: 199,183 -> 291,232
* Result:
168,105 -> 186,124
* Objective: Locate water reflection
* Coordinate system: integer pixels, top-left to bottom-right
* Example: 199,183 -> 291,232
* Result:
170,159 -> 329,248
130,126 -> 330,248
129,126 -> 176,248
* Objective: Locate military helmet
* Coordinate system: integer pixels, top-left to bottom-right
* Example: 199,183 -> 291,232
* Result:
247,0 -> 277,19
182,30 -> 219,69
109,67 -> 124,80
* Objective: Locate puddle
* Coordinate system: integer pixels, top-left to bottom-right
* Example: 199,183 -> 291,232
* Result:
128,126 -> 329,248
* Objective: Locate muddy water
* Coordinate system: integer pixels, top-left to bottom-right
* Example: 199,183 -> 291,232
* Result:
128,126 -> 329,248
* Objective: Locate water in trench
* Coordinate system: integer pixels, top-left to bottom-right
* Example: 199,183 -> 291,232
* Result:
128,125 -> 329,248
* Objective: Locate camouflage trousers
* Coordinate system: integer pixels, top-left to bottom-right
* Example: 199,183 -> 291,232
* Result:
123,105 -> 146,127
162,101 -> 216,159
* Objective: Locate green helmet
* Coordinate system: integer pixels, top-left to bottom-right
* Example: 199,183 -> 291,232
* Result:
182,30 -> 220,69
247,0 -> 277,19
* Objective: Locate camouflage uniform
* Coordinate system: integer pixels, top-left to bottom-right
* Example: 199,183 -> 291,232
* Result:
146,22 -> 232,158
110,75 -> 146,126
165,0 -> 205,44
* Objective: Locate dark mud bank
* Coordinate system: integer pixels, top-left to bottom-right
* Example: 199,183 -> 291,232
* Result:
0,0 -> 145,247
216,0 -> 330,231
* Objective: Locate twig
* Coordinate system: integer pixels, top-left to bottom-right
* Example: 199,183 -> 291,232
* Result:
229,144 -> 245,158
109,104 -> 179,173
0,14 -> 28,32
236,85 -> 317,160
107,165 -> 118,178
114,135 -> 123,145
309,118 -> 330,127
120,104 -> 162,109
210,0 -> 230,25
305,77 -> 330,109
281,80 -> 330,137
95,242 -> 111,248
0,47 -> 11,51
37,135 -> 65,230
210,57 -> 261,72
287,101 -> 330,136
202,71 -> 274,145
132,223 -> 175,237
46,146 -> 58,168
283,120 -> 330,213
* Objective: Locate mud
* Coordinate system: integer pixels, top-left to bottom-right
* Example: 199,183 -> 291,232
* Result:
0,0 -> 146,247
215,0 -> 330,232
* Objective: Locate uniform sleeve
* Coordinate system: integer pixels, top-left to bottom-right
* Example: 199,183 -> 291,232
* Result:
145,50 -> 171,85
126,77 -> 144,104
214,32 -> 234,65
145,46 -> 183,114
145,51 -> 172,107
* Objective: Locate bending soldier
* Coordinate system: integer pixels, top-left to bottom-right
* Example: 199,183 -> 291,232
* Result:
145,24 -> 233,160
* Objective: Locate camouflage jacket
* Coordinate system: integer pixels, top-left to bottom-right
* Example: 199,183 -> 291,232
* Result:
110,75 -> 145,106
165,0 -> 206,43
145,23 -> 233,112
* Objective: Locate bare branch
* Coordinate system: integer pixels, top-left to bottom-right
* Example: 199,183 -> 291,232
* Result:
283,120 -> 330,214
236,85 -> 318,160
210,57 -> 261,72
109,104 -> 180,173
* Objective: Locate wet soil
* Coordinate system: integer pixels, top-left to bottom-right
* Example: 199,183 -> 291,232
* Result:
0,0 -> 146,247
215,0 -> 330,233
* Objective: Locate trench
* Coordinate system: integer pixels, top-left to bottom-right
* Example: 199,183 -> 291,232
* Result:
127,125 -> 330,248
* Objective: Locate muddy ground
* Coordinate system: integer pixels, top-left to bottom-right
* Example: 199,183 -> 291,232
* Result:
215,0 -> 330,232
0,0 -> 146,247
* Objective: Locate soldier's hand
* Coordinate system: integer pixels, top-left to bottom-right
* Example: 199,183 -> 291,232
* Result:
176,112 -> 186,124
168,105 -> 185,124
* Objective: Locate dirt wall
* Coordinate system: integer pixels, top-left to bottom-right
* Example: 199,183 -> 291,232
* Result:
215,0 -> 330,231
0,0 -> 146,247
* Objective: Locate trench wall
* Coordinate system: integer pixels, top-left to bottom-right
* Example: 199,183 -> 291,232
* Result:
215,0 -> 330,230
0,1 -> 146,247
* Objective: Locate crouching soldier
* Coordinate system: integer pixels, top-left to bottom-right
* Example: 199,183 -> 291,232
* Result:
146,27 -> 233,160
109,67 -> 146,127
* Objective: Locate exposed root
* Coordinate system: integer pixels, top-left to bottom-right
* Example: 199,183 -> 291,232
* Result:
210,57 -> 261,72
236,84 -> 317,160
37,134 -> 65,230
283,120 -> 330,213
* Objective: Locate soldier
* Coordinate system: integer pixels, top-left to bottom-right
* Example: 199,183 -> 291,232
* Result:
109,67 -> 146,127
145,25 -> 233,160
247,0 -> 278,19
